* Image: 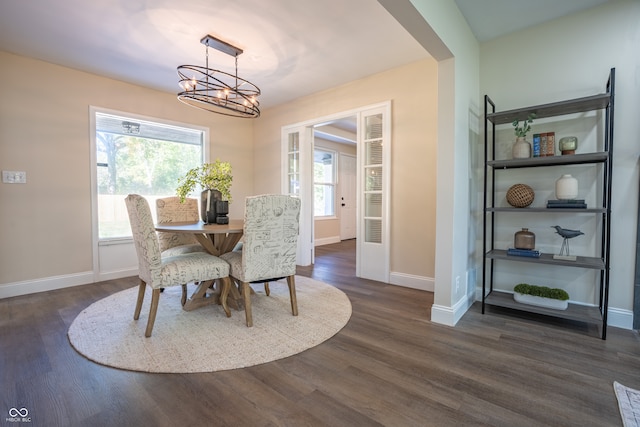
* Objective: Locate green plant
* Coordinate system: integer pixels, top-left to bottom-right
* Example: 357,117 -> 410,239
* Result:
175,159 -> 233,202
514,283 -> 569,301
512,113 -> 536,138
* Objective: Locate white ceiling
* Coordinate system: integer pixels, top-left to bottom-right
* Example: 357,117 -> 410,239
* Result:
0,0 -> 612,110
454,0 -> 611,42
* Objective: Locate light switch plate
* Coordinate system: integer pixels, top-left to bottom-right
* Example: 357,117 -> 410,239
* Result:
2,170 -> 27,184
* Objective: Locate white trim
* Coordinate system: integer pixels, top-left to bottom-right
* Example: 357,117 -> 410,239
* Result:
0,272 -> 94,299
607,307 -> 634,330
431,293 -> 475,327
389,272 -> 434,292
97,268 -> 138,283
314,236 -> 341,247
89,106 -> 209,281
282,102 -> 391,271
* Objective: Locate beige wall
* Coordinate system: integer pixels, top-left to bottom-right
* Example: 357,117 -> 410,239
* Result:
0,51 -> 253,285
254,58 -> 439,279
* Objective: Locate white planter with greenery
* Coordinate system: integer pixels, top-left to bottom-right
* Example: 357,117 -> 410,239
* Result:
513,283 -> 569,311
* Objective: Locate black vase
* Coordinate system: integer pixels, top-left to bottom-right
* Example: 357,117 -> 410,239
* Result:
200,189 -> 222,224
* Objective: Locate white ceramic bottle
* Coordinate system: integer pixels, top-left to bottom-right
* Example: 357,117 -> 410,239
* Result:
555,174 -> 578,200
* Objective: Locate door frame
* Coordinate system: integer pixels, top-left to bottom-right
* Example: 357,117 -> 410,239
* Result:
281,101 -> 391,281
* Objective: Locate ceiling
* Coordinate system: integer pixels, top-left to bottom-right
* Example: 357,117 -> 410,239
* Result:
0,0 -> 612,110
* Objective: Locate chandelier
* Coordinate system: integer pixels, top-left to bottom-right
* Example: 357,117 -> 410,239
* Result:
177,35 -> 260,118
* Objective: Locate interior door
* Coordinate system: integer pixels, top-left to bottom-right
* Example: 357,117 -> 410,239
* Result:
357,103 -> 391,282
339,153 -> 357,240
282,125 -> 313,265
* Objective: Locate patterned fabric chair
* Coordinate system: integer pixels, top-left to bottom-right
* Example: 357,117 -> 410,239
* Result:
125,194 -> 232,337
220,194 -> 301,327
156,196 -> 204,257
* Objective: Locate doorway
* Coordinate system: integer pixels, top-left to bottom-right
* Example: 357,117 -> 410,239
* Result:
313,116 -> 357,245
281,102 -> 391,283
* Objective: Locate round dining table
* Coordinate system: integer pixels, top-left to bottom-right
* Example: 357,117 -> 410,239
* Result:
155,219 -> 245,311
155,219 -> 244,257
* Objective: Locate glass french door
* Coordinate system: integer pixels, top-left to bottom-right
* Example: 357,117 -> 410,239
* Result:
357,104 -> 391,282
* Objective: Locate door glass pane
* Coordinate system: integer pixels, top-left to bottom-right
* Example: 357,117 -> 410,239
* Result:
288,132 -> 299,151
287,132 -> 300,196
365,219 -> 382,243
365,167 -> 383,191
365,193 -> 382,217
365,140 -> 383,165
365,114 -> 383,140
289,173 -> 300,195
288,152 -> 299,174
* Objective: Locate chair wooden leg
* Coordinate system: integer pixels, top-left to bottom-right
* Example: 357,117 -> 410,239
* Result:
134,279 -> 146,320
241,281 -> 253,327
264,282 -> 270,296
181,284 -> 187,306
219,277 -> 231,317
286,275 -> 298,316
145,288 -> 161,337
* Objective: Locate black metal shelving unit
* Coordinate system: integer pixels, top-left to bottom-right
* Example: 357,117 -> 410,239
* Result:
482,68 -> 615,339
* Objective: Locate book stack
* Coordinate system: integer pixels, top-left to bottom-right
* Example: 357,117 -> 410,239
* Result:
547,199 -> 587,209
506,248 -> 541,258
532,132 -> 556,157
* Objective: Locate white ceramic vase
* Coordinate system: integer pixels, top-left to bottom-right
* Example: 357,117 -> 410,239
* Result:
555,174 -> 578,200
512,137 -> 531,159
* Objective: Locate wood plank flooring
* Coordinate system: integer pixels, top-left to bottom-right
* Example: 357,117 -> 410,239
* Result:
2,239 -> 639,426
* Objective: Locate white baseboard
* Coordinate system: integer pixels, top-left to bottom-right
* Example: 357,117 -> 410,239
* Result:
431,293 -> 475,327
0,268 -> 138,299
389,272 -> 434,292
0,271 -> 95,299
97,268 -> 138,283
314,236 -> 341,247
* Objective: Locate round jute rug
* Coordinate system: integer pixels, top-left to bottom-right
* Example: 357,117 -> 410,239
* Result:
68,276 -> 351,373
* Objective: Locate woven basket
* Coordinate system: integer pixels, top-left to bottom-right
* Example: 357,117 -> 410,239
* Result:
506,184 -> 534,208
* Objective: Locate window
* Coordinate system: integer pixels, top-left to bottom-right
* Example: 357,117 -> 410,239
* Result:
313,148 -> 336,217
94,110 -> 205,239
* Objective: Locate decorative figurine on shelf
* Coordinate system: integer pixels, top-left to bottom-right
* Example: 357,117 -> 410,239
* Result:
551,225 -> 584,261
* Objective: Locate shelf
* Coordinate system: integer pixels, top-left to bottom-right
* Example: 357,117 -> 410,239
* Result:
482,68 -> 614,339
486,249 -> 605,270
484,291 -> 603,324
486,93 -> 611,125
487,207 -> 606,213
488,152 -> 608,169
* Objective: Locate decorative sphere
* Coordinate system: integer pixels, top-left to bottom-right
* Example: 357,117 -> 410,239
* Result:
506,184 -> 535,208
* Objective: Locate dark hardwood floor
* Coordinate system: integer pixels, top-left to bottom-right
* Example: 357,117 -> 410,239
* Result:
2,239 -> 639,426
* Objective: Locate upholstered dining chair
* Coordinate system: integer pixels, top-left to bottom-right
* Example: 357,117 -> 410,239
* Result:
125,194 -> 232,337
156,196 -> 206,303
220,194 -> 301,327
156,196 -> 204,256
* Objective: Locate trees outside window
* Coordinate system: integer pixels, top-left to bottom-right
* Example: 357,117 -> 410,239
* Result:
95,111 -> 204,239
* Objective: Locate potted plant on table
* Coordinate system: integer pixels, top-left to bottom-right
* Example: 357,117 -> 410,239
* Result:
513,283 -> 569,310
175,159 -> 233,223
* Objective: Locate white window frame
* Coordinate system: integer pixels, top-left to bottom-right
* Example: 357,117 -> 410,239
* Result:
313,148 -> 337,219
89,106 -> 209,279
